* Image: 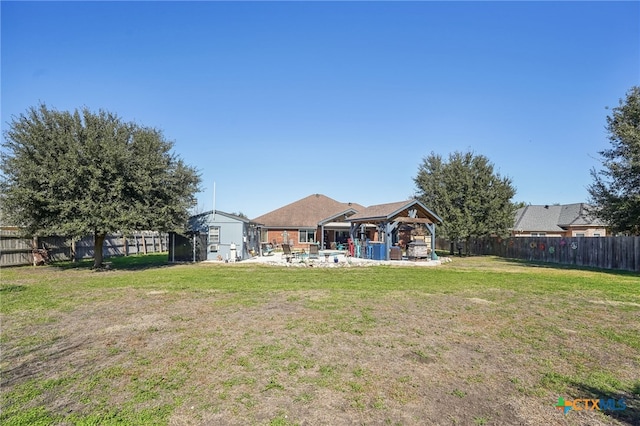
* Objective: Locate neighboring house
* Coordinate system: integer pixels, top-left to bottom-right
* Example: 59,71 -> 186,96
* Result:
187,210 -> 261,261
348,199 -> 443,260
252,194 -> 365,250
512,203 -> 607,237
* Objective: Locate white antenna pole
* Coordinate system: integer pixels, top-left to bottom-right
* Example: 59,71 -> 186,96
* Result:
213,181 -> 216,220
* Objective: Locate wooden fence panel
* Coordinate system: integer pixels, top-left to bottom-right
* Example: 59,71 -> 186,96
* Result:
40,236 -> 72,263
0,229 -> 32,266
438,236 -> 639,272
0,230 -> 169,267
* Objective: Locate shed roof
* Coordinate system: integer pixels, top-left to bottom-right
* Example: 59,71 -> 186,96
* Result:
191,210 -> 255,224
188,210 -> 258,233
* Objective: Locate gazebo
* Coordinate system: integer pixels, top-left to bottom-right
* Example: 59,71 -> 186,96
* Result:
347,199 -> 443,261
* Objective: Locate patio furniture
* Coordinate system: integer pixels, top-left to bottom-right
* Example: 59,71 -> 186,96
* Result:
261,243 -> 275,256
282,244 -> 302,262
309,244 -> 319,259
390,246 -> 402,260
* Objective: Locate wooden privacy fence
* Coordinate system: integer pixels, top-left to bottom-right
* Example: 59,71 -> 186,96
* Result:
0,228 -> 168,267
437,236 -> 640,272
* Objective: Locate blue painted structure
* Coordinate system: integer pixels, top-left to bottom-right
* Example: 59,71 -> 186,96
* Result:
189,210 -> 260,261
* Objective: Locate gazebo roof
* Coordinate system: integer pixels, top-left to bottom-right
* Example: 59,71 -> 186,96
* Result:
349,199 -> 443,224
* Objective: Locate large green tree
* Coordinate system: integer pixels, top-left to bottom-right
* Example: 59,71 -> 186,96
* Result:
588,86 -> 640,235
1,104 -> 201,267
414,151 -> 516,251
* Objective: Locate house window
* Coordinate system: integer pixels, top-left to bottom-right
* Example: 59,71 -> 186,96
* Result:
576,233 -> 585,237
299,229 -> 316,243
209,226 -> 220,251
594,233 -> 601,237
530,232 -> 546,237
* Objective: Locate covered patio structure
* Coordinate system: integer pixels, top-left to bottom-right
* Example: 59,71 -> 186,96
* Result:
347,199 -> 443,261
318,208 -> 361,250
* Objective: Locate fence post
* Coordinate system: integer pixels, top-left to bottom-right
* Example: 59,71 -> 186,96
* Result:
171,233 -> 175,262
142,233 -> 147,254
71,238 -> 77,262
32,236 -> 38,266
123,235 -> 128,256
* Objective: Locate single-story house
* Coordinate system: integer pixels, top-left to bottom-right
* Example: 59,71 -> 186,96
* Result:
252,195 -> 444,260
252,194 -> 365,251
512,203 -> 607,237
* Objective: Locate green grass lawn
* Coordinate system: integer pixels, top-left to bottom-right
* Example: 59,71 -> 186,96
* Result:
1,255 -> 638,425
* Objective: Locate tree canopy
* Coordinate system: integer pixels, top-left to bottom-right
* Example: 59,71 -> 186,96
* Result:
1,104 -> 201,267
413,151 -> 516,248
588,86 -> 640,235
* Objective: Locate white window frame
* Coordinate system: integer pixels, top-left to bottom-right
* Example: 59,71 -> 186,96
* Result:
299,229 -> 316,243
209,226 -> 220,251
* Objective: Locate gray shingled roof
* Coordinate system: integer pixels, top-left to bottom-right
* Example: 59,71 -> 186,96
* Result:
513,203 -> 604,232
188,210 -> 256,233
251,194 -> 364,228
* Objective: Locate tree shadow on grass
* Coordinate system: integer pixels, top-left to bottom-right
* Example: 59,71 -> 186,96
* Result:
499,257 -> 640,278
0,284 -> 27,293
52,253 -> 181,272
1,340 -> 87,387
570,381 -> 640,425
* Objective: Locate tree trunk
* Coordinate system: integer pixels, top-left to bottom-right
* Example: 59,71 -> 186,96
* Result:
93,232 -> 106,269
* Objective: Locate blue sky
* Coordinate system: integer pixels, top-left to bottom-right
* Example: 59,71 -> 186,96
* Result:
2,1 -> 639,219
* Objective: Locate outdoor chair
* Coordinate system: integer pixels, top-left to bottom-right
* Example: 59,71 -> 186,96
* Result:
261,243 -> 275,256
282,244 -> 301,262
309,244 -> 319,259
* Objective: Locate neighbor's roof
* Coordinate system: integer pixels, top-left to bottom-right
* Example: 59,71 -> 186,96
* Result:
349,199 -> 443,224
252,194 -> 364,228
513,203 -> 604,232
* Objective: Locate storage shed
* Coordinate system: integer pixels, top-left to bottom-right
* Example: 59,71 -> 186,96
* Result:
185,210 -> 261,262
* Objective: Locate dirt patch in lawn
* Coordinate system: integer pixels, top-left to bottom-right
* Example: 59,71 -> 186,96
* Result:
1,269 -> 638,425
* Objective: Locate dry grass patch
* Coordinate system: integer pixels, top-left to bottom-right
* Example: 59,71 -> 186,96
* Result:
1,255 -> 638,425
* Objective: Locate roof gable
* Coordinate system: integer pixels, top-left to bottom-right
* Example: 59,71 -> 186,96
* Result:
252,194 -> 362,228
188,209 -> 255,233
349,199 -> 443,224
514,205 -> 563,232
191,210 -> 252,223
